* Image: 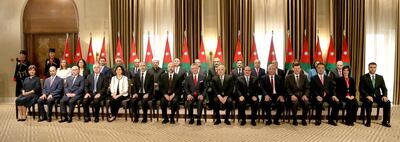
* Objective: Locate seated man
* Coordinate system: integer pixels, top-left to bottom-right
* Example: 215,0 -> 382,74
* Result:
160,63 -> 181,124
261,64 -> 285,125
236,66 -> 259,126
83,63 -> 108,123
59,66 -> 85,123
212,65 -> 234,125
38,66 -> 63,122
184,64 -> 206,125
130,62 -> 154,123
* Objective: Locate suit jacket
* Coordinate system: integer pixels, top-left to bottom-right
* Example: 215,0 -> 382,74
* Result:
128,67 -> 140,79
277,68 -> 286,81
160,73 -> 181,96
64,75 -> 85,96
148,67 -> 164,84
261,74 -> 284,98
336,77 -> 356,100
310,75 -> 335,99
100,66 -> 112,78
45,58 -> 60,77
42,76 -> 63,98
134,71 -> 154,95
285,74 -> 310,97
251,68 -> 266,78
359,73 -> 387,98
207,66 -> 217,81
110,75 -> 129,97
236,75 -> 259,98
175,66 -> 187,83
184,73 -> 206,97
211,75 -> 234,97
85,73 -> 108,96
231,68 -> 244,80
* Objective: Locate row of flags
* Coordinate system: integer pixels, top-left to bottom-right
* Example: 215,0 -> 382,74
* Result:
61,30 -> 350,74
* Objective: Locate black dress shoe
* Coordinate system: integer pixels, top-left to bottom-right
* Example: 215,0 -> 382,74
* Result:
59,119 -> 67,123
141,118 -> 148,123
293,121 -> 298,126
67,117 -> 72,123
189,119 -> 195,125
266,121 -> 272,125
38,117 -> 47,122
240,120 -> 246,126
47,118 -> 52,122
365,123 -> 371,127
315,120 -> 321,126
382,122 -> 391,128
162,119 -> 169,124
224,120 -> 231,125
328,121 -> 337,126
251,121 -> 256,126
94,118 -> 99,123
170,118 -> 175,124
214,119 -> 221,125
273,121 -> 280,125
301,120 -> 307,126
196,119 -> 201,125
84,117 -> 91,123
107,116 -> 116,122
133,118 -> 139,123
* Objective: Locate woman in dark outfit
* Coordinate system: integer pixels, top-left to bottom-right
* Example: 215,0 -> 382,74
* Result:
14,50 -> 30,97
336,66 -> 358,126
16,65 -> 41,121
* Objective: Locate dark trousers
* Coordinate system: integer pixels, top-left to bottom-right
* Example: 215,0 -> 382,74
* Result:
187,97 -> 204,120
60,95 -> 82,118
263,96 -> 284,122
238,96 -> 258,122
314,97 -> 339,122
130,93 -> 150,119
109,95 -> 128,117
290,96 -> 310,122
213,97 -> 233,121
161,95 -> 179,120
37,97 -> 58,119
344,98 -> 358,123
364,96 -> 391,124
82,95 -> 106,118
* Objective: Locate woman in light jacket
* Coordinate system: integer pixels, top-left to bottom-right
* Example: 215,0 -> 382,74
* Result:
108,65 -> 129,122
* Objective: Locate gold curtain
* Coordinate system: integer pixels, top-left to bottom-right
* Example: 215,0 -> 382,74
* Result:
287,0 -> 317,61
395,0 -> 400,105
219,0 -> 253,71
175,0 -> 202,62
110,0 -> 140,67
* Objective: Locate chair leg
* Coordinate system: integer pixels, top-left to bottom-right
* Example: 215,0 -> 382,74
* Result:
16,105 -> 18,120
203,103 -> 207,122
101,105 -> 105,120
124,108 -> 128,121
375,106 -> 380,120
184,102 -> 187,122
32,104 -> 36,120
156,105 -> 160,121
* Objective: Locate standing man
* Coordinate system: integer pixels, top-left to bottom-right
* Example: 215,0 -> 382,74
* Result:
128,58 -> 141,79
231,60 -> 244,80
310,63 -> 339,126
99,57 -> 111,78
212,65 -> 234,125
83,63 -> 108,122
286,63 -> 310,126
251,59 -> 265,78
59,66 -> 85,123
359,62 -> 391,127
184,64 -> 206,125
45,48 -> 60,77
271,60 -> 286,81
236,66 -> 259,126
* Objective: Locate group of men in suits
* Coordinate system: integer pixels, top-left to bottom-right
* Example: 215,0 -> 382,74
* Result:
33,49 -> 391,127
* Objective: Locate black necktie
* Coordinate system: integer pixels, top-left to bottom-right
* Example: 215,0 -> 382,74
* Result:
141,72 -> 145,93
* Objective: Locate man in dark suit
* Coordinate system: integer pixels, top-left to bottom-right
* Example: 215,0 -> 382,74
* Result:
251,59 -> 265,78
208,58 -> 221,81
99,57 -> 112,78
130,62 -> 154,123
310,63 -> 339,126
128,58 -> 141,79
148,59 -> 164,104
194,59 -> 207,77
184,64 -> 206,125
160,63 -> 181,124
328,61 -> 343,85
44,48 -> 60,77
236,66 -> 259,126
286,63 -> 310,126
38,66 -> 63,122
83,63 -> 108,122
261,64 -> 285,125
359,62 -> 391,127
231,60 -> 244,80
59,66 -> 85,123
212,65 -> 234,125
271,60 -> 285,81
207,58 -> 221,110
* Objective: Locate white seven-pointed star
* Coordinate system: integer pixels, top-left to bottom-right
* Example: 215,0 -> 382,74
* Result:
288,52 -> 293,56
271,52 -> 275,55
76,53 -> 80,56
218,52 -> 221,55
89,53 -> 92,56
330,52 -> 334,56
184,52 -> 188,55
117,53 -> 120,56
147,52 -> 151,55
166,52 -> 169,55
343,51 -> 347,55
237,52 -> 241,55
318,52 -> 322,55
253,52 -> 257,55
201,51 -> 205,55
132,52 -> 136,56
65,53 -> 69,57
304,52 -> 308,55
101,53 -> 105,56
